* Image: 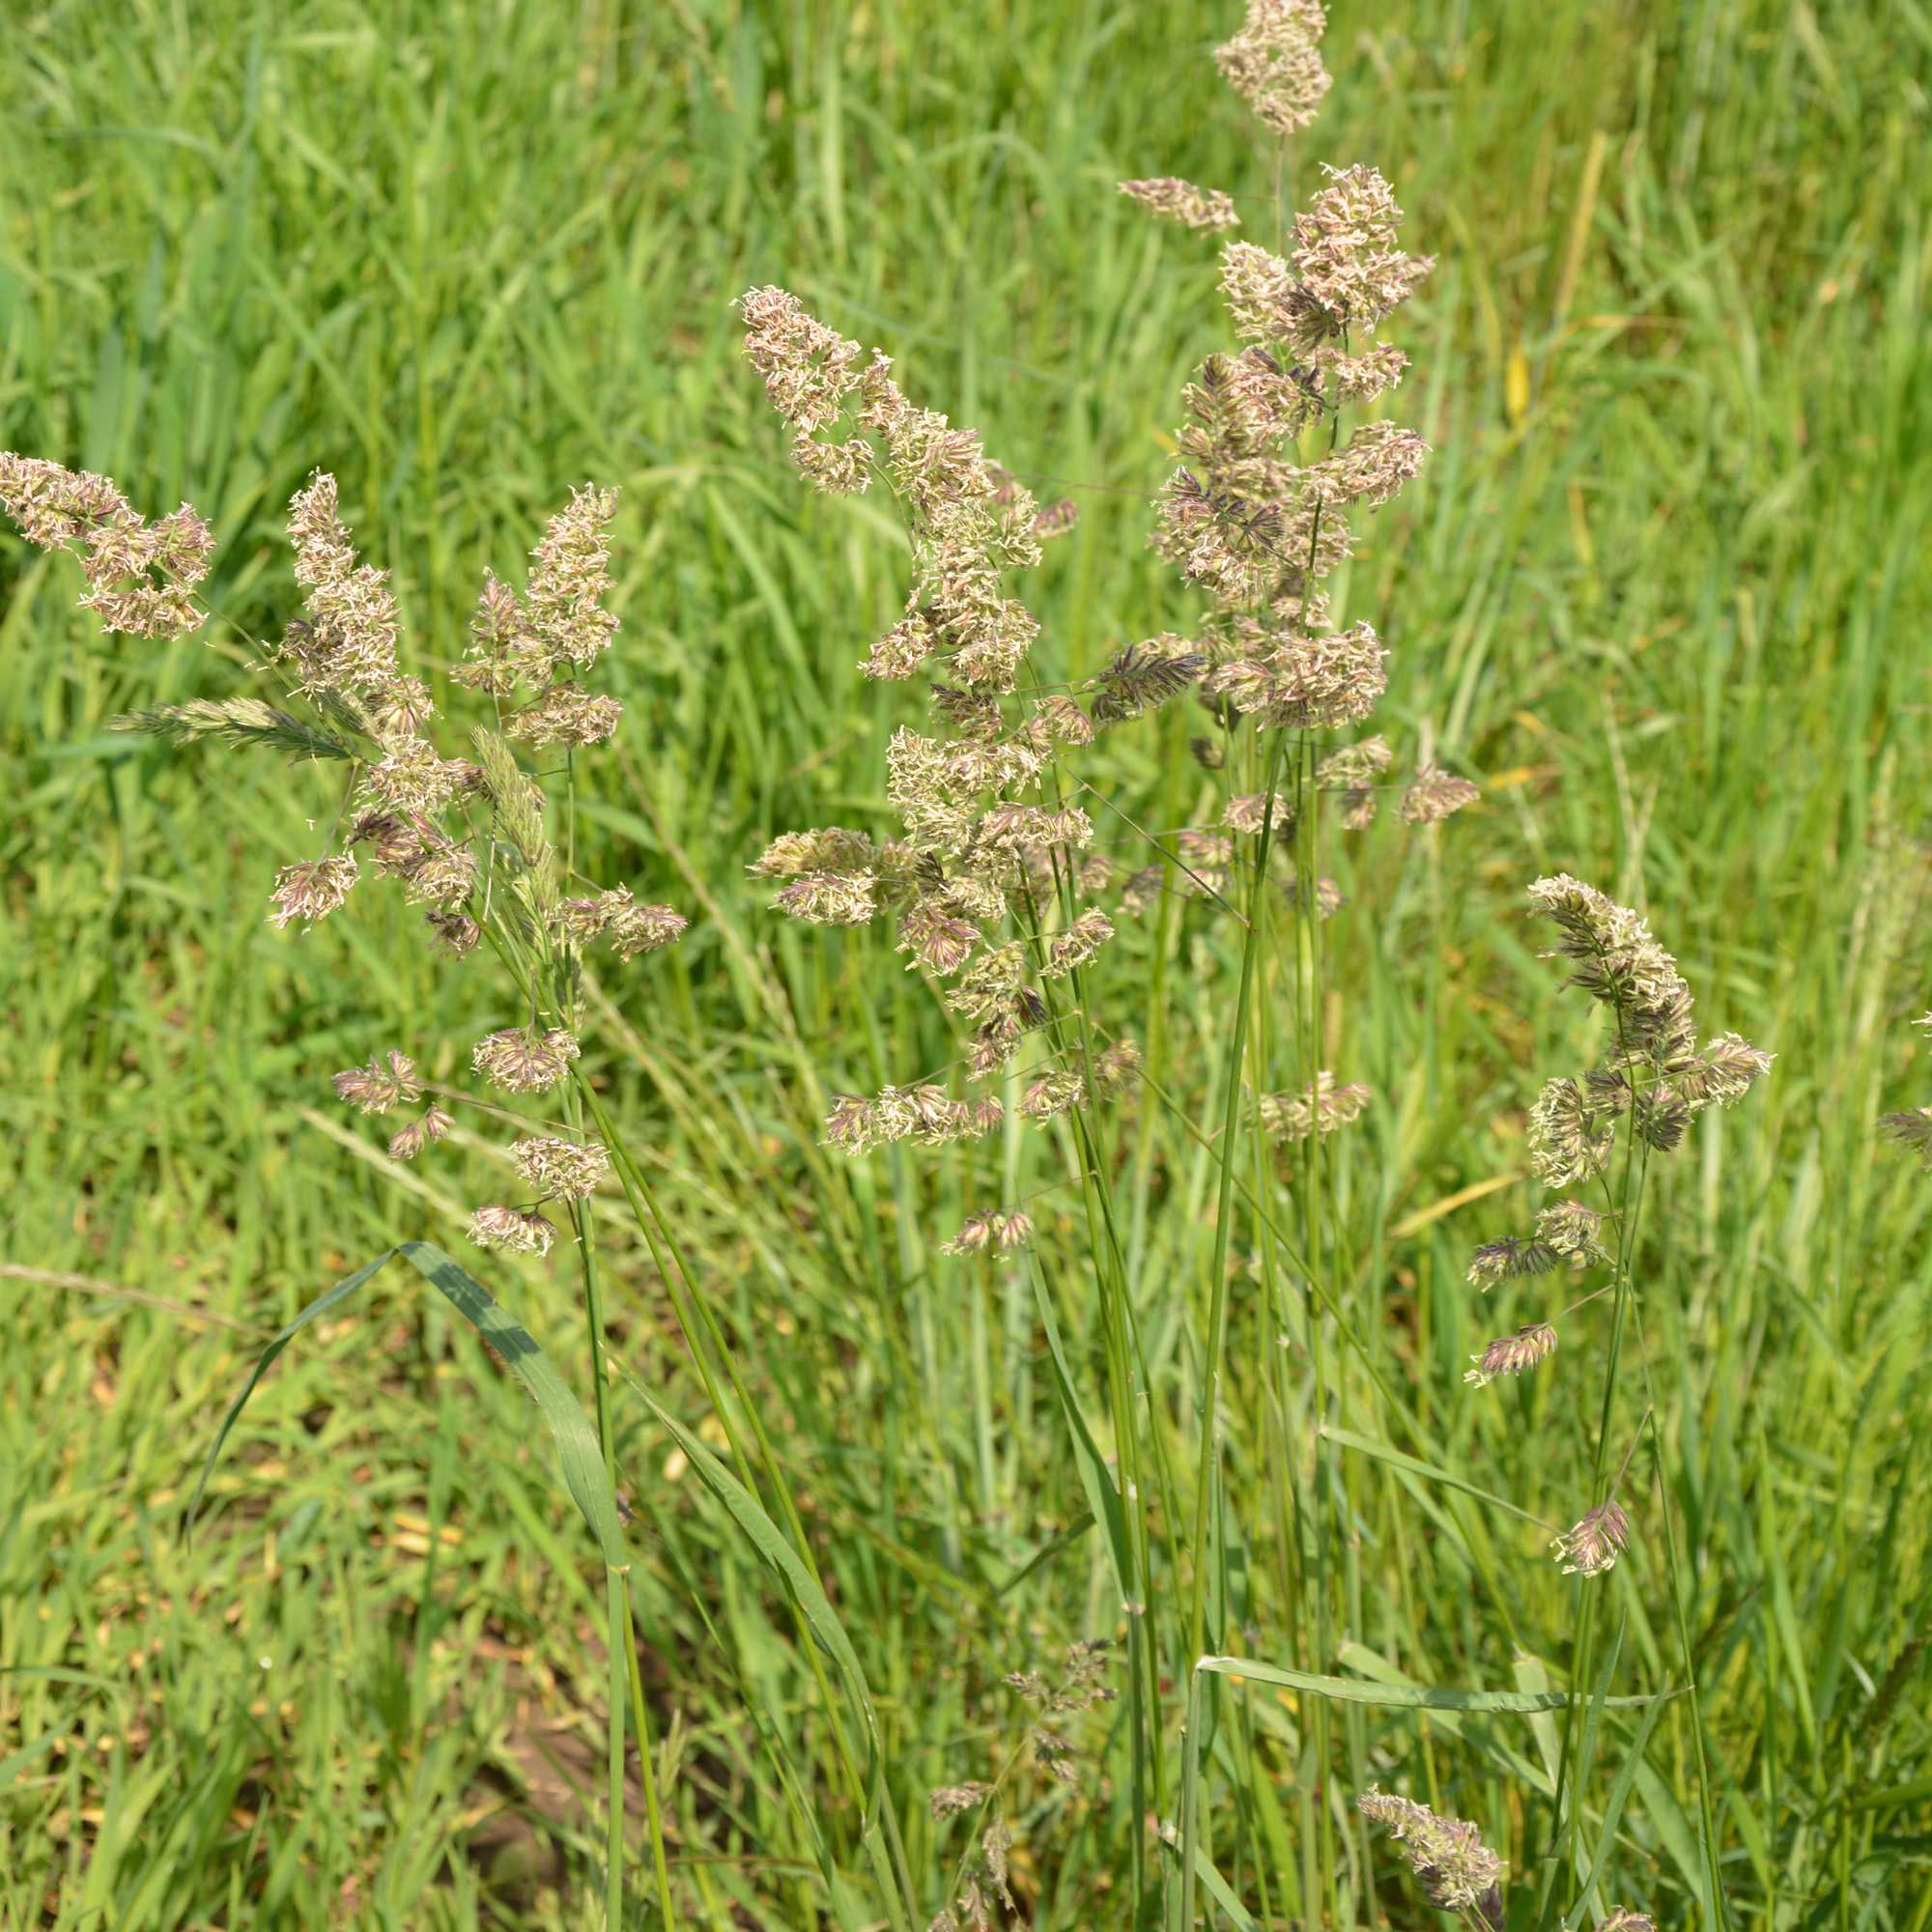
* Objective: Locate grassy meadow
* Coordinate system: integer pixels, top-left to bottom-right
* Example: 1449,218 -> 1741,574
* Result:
3,0 -> 1931,1927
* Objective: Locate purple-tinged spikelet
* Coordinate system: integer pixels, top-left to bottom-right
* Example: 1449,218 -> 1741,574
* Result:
387,1104 -> 454,1160
471,1027 -> 581,1094
610,900 -> 688,959
284,471 -> 402,693
270,854 -> 359,929
1045,909 -> 1115,979
1019,1069 -> 1085,1122
1402,763 -> 1480,824
1552,1500 -> 1631,1577
1092,1037 -> 1142,1097
0,453 -> 213,639
427,908 -> 482,956
1463,1322 -> 1558,1389
1260,1072 -> 1371,1144
332,1050 -> 422,1116
1224,790 -> 1293,835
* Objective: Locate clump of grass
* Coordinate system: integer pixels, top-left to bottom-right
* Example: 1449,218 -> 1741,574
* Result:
2,0 -> 1853,1924
730,0 -> 1506,1918
1462,874 -> 1772,1919
0,453 -> 706,1922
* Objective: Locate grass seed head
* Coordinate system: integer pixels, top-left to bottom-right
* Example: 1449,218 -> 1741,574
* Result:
468,1206 -> 555,1258
471,1027 -> 582,1094
1552,1499 -> 1632,1577
1214,0 -> 1331,135
1118,177 -> 1240,231
387,1105 -> 453,1160
1464,1322 -> 1558,1388
331,1051 -> 421,1115
269,854 -> 359,930
1260,1072 -> 1371,1144
1466,1236 -> 1559,1290
511,1137 -> 609,1203
1358,1786 -> 1505,1922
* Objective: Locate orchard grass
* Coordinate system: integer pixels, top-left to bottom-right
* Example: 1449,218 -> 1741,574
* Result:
2,1 -> 1930,1928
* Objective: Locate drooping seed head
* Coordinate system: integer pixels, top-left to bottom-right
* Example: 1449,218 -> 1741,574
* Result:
269,854 -> 359,930
738,285 -> 867,434
1260,1071 -> 1371,1144
1118,177 -> 1241,232
1092,1037 -> 1142,1097
1401,762 -> 1480,824
1552,1499 -> 1632,1577
928,1782 -> 993,1820
0,454 -> 213,640
1311,420 -> 1432,509
331,1050 -> 421,1116
1463,1322 -> 1558,1389
943,1213 -> 994,1257
427,908 -> 482,956
989,1210 -> 1034,1252
1465,1236 -> 1558,1290
468,1205 -> 555,1258
1677,1032 -> 1775,1110
388,1104 -> 454,1160
610,900 -> 688,959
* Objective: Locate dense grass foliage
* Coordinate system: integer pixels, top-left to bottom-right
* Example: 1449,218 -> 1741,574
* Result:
4,0 -> 1930,1926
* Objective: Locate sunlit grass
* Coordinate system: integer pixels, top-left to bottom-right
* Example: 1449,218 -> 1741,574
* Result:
2,0 -> 1929,1926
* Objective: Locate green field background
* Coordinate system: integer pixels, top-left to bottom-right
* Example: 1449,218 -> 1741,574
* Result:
3,0 -> 1930,1926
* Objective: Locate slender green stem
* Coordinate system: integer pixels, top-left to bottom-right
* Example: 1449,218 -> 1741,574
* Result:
1626,1259 -> 1730,1931
1179,724 -> 1291,1932
576,1074 -> 922,1931
1291,726 -> 1339,1907
1548,963 -> 1648,1918
1016,880 -> 1161,1908
604,1567 -> 628,1926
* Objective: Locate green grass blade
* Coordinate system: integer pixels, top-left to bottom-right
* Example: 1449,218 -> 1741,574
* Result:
1321,1425 -> 1553,1528
636,1388 -> 883,1804
395,1241 -> 634,1573
1576,1689 -> 1670,1913
185,1246 -> 399,1536
1027,1257 -> 1133,1605
187,1240 -> 634,1575
1198,1654 -> 1664,1714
